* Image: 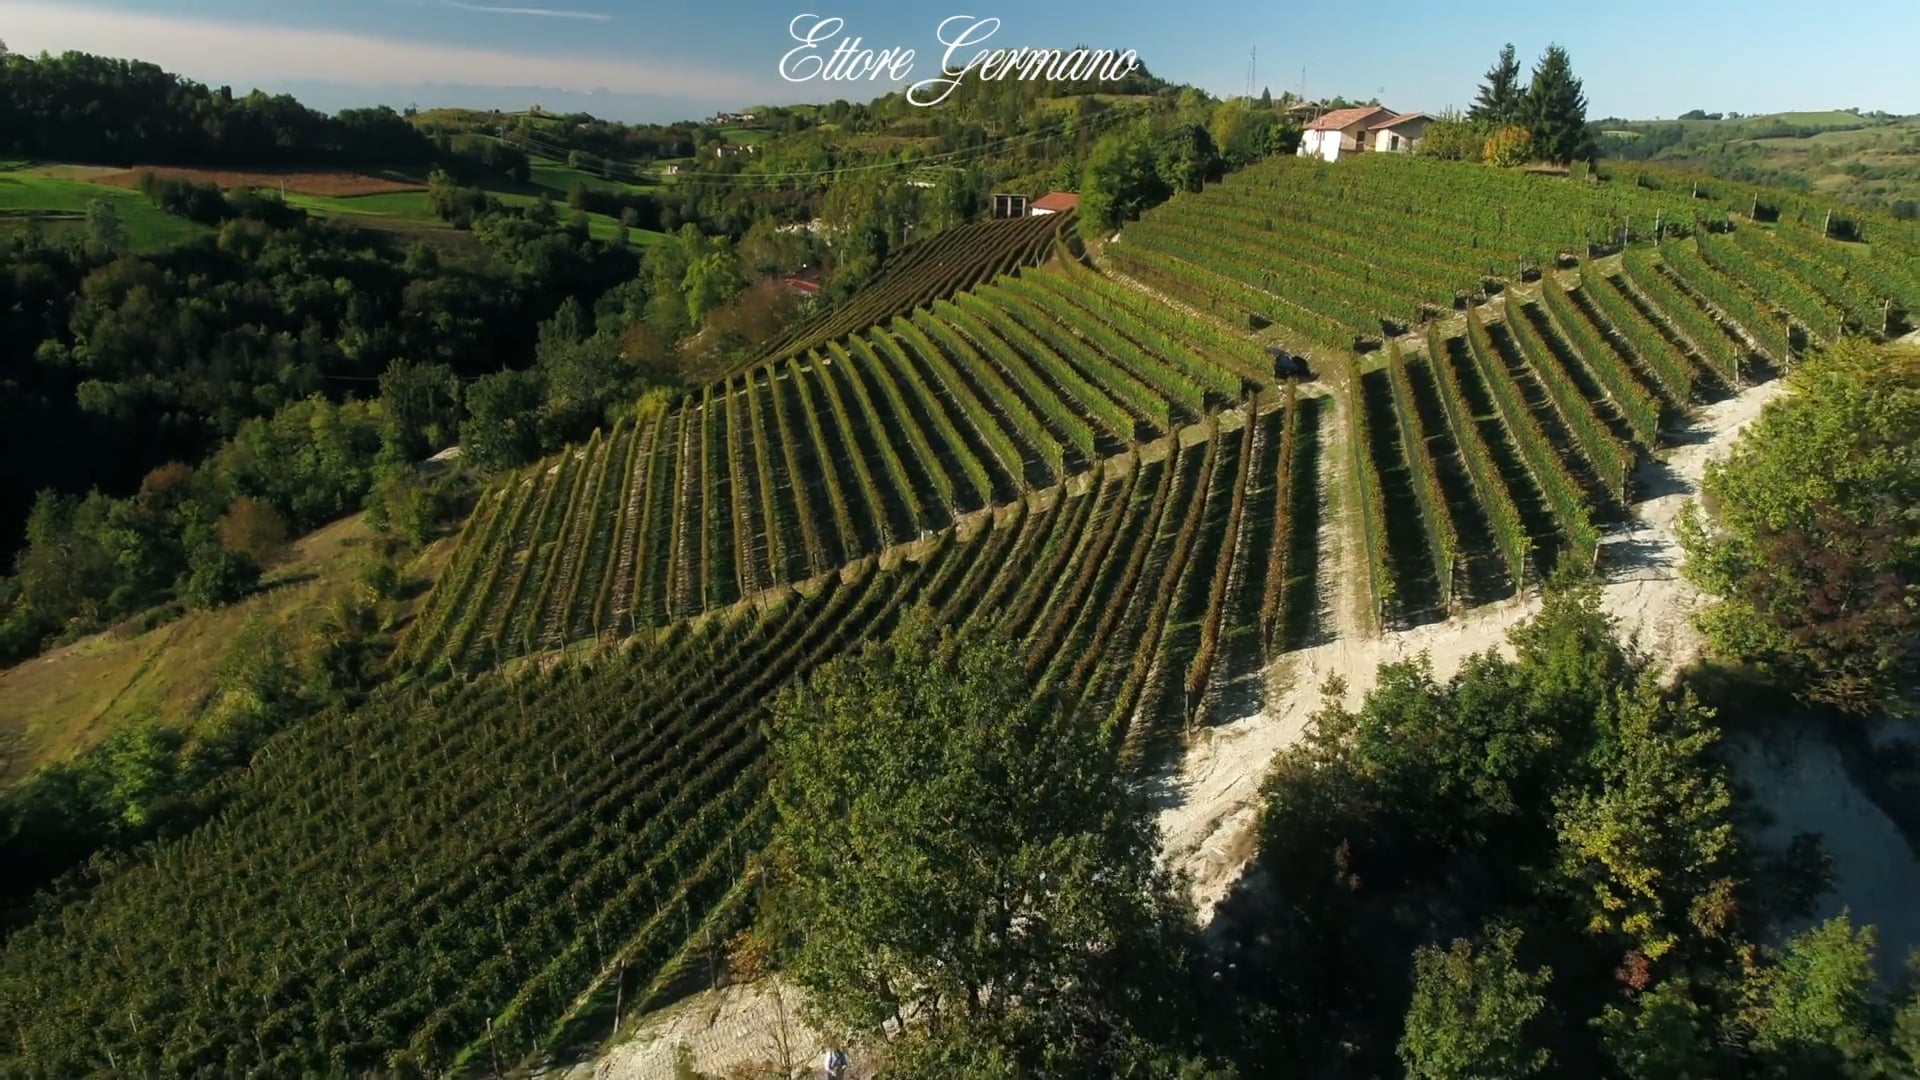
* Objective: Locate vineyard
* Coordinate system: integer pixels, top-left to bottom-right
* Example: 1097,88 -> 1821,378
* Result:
1107,153 -> 1919,358
397,249 -> 1277,673
740,212 -> 1067,374
7,151 -> 1919,1076
0,398 -> 1319,1077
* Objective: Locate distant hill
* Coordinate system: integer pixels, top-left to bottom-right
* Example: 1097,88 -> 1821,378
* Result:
1594,109 -> 1920,216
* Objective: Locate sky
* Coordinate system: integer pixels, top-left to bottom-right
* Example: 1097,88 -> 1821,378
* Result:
6,0 -> 1918,124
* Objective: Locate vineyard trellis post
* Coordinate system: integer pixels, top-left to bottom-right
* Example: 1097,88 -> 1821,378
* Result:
612,962 -> 625,1039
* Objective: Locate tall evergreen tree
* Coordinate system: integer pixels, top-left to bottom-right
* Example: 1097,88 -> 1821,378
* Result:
1468,43 -> 1524,126
1523,44 -> 1595,165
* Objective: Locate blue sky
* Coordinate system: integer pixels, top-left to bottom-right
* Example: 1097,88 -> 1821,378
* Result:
7,0 -> 1918,123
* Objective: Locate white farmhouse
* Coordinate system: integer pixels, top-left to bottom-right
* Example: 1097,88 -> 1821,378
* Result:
1297,105 -> 1396,162
1368,113 -> 1430,154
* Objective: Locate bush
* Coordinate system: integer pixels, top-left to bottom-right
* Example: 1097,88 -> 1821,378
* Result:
1483,125 -> 1533,168
180,544 -> 259,609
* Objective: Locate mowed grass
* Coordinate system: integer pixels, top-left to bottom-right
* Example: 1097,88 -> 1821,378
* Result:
0,513 -> 458,784
0,170 -> 210,249
1,159 -> 665,250
529,159 -> 661,193
284,190 -> 442,219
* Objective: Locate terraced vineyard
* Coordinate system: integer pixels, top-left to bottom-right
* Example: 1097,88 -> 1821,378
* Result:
9,153 -> 1918,1078
0,397 -> 1318,1077
742,212 -> 1068,373
397,253 -> 1277,673
1107,153 -> 1918,357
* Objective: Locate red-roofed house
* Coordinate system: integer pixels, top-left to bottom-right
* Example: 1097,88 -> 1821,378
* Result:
1030,191 -> 1080,216
1297,105 -> 1397,162
1368,112 -> 1431,154
783,267 -> 822,296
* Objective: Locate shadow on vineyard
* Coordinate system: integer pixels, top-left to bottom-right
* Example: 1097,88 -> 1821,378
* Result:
1283,395 -> 1330,650
1520,303 -> 1643,454
1403,357 -> 1516,606
1484,320 -> 1621,519
1359,368 -> 1448,624
1438,333 -> 1568,576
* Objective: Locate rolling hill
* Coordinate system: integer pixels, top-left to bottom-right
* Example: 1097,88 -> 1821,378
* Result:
4,150 -> 1917,1076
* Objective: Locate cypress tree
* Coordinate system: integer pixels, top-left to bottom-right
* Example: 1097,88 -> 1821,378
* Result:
1468,43 -> 1524,126
1524,44 -> 1596,165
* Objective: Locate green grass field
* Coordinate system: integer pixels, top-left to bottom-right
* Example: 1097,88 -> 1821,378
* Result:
529,159 -> 662,193
0,169 -> 211,249
0,160 -> 666,250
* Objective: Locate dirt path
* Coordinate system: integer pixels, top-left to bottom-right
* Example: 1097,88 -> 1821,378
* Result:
1160,376 -> 1788,918
555,978 -> 837,1080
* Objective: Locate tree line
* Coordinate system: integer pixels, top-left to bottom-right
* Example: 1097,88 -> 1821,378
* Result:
0,50 -> 436,167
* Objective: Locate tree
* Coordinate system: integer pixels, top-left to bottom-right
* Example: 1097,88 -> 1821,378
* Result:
1080,124 -> 1172,231
458,369 -> 545,472
1595,977 -> 1720,1079
681,249 -> 742,326
85,198 -> 124,253
1740,916 -> 1896,1077
761,609 -> 1198,1053
1522,44 -> 1595,165
180,542 -> 259,609
1679,341 -> 1920,715
1209,99 -> 1276,168
216,497 -> 290,568
1418,110 -> 1484,161
377,358 -> 461,462
1399,924 -> 1553,1080
1469,44 -> 1525,127
1553,675 -> 1738,960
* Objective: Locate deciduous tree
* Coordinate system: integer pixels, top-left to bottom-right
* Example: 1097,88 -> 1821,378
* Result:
761,608 -> 1198,1055
1399,924 -> 1553,1080
1679,341 -> 1920,715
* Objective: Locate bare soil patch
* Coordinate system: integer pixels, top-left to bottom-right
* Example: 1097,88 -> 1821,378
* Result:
90,166 -> 425,197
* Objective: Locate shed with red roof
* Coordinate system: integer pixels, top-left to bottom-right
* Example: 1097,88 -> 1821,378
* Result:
1030,191 -> 1080,216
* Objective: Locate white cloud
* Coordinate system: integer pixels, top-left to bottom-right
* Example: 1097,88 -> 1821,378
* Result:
435,1 -> 613,20
4,2 -> 760,100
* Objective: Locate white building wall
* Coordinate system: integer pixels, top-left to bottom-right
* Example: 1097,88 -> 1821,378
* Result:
1371,122 -> 1429,153
1298,128 -> 1346,162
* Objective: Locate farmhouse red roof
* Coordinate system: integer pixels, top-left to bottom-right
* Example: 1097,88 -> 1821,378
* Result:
1031,191 -> 1080,212
1368,112 -> 1429,130
1305,105 -> 1395,131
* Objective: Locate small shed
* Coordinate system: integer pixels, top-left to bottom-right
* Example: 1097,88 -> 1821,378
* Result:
1030,191 -> 1081,216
